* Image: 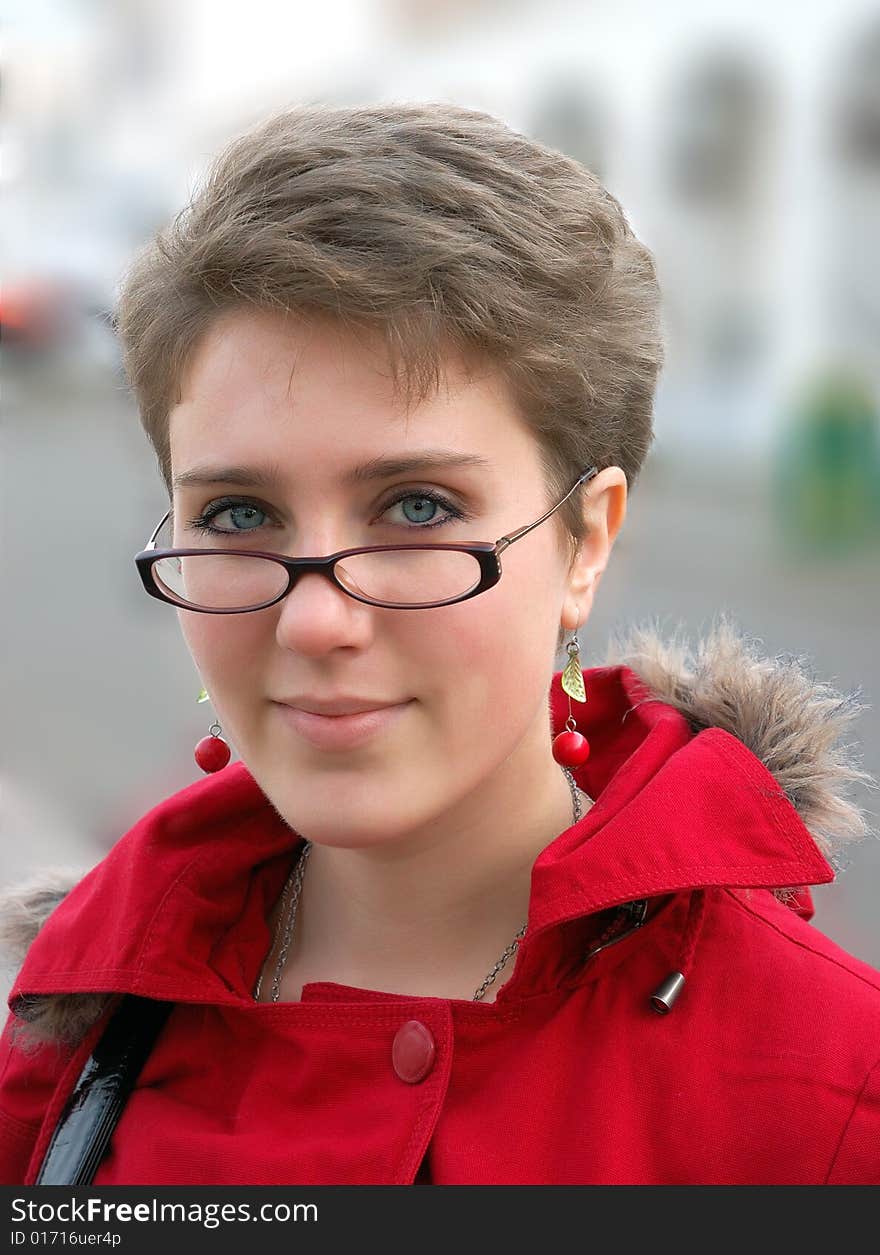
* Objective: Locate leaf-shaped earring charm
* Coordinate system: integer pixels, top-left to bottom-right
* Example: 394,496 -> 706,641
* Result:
561,637 -> 586,703
197,688 -> 210,704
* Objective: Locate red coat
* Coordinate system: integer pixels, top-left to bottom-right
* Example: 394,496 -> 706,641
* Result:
2,623 -> 879,1185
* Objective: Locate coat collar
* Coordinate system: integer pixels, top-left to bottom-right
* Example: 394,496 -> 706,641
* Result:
533,662 -> 833,934
3,614 -> 874,1044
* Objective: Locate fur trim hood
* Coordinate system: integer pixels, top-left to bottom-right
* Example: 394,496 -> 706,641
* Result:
2,614 -> 876,1049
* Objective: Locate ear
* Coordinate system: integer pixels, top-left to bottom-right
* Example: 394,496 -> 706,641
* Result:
560,467 -> 627,633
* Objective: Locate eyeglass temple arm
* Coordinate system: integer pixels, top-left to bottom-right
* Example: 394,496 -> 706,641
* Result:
494,466 -> 599,555
145,509 -> 172,550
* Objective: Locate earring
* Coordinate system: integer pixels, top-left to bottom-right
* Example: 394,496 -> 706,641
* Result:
551,620 -> 590,768
194,688 -> 231,773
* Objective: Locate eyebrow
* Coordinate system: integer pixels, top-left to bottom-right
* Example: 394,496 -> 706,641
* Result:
172,450 -> 493,491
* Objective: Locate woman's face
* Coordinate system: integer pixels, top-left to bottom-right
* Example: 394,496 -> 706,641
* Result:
168,307 -> 588,848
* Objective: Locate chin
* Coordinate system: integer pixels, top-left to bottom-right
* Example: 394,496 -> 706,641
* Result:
261,772 -> 427,846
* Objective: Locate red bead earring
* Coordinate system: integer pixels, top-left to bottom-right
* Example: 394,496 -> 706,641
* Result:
194,688 -> 231,773
195,722 -> 231,773
552,624 -> 590,768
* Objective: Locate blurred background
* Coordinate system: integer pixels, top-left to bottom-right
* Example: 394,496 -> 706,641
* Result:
3,0 -> 879,999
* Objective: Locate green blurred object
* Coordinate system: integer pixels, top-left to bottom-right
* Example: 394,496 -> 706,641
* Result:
771,369 -> 880,558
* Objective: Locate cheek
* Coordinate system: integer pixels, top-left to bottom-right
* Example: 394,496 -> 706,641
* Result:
418,571 -> 552,715
177,611 -> 264,691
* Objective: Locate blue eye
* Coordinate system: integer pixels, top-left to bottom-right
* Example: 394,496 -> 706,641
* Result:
187,489 -> 468,538
382,489 -> 465,529
189,502 -> 267,534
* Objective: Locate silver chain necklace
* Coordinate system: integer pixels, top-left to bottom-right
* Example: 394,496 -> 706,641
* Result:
254,766 -> 587,1004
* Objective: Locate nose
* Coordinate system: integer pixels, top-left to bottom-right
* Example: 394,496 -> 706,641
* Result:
273,566 -> 377,656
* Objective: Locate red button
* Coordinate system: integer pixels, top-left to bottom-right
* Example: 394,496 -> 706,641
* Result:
391,1020 -> 436,1084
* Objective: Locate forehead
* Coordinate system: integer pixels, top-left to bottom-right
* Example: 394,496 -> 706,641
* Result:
168,308 -> 539,484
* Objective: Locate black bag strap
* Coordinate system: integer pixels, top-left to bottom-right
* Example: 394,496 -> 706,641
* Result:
35,994 -> 174,1185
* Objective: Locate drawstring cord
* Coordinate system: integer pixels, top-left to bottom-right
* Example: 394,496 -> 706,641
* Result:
650,888 -> 707,1014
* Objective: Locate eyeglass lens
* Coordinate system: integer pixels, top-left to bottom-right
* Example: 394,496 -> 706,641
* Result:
151,549 -> 484,610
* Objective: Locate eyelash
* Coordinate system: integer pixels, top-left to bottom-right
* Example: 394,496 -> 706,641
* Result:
185,488 -> 468,537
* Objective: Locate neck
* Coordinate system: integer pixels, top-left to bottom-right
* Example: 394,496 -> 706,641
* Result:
284,758 -> 592,1001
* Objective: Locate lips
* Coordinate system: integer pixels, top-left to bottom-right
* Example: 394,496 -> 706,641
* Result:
286,699 -> 402,717
274,700 -> 413,751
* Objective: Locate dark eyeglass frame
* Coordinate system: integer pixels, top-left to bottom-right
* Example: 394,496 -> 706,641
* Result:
134,465 -> 599,613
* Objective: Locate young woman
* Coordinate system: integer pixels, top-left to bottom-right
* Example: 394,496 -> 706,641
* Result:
1,102 -> 878,1186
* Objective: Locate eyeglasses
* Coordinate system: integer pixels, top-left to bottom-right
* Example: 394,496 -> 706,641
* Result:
134,466 -> 599,613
